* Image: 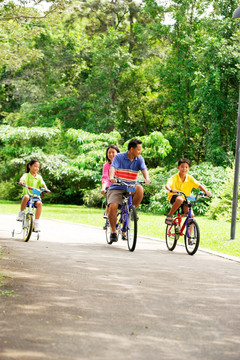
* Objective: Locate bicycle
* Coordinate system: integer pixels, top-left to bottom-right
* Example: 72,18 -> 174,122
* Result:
165,191 -> 207,255
105,180 -> 145,252
12,183 -> 50,242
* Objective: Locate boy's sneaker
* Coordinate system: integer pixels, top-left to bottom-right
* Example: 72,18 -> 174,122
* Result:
33,222 -> 41,232
16,211 -> 24,221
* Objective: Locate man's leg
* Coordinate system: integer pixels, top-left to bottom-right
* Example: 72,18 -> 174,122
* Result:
132,185 -> 143,209
108,202 -> 118,233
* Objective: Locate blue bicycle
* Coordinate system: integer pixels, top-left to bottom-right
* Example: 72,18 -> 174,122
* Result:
166,191 -> 207,255
105,180 -> 144,252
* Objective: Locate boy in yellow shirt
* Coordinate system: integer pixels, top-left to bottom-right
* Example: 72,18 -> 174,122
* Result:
165,158 -> 211,225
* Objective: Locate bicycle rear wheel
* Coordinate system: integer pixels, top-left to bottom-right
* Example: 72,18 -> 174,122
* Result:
23,213 -> 33,242
165,224 -> 177,251
184,219 -> 200,255
127,206 -> 137,252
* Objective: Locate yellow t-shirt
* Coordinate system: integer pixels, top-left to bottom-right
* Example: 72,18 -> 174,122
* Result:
167,173 -> 200,201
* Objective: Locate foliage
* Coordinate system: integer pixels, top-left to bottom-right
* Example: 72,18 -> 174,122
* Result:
135,131 -> 172,168
0,0 -> 239,210
83,187 -> 105,208
207,167 -> 240,221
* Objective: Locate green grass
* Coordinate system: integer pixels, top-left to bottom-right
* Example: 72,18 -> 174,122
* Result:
1,200 -> 240,257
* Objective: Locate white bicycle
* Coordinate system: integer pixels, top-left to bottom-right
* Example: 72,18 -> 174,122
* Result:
12,184 -> 50,242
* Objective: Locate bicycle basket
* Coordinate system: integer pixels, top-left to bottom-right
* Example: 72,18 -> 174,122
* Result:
187,196 -> 196,202
32,188 -> 41,196
126,187 -> 135,192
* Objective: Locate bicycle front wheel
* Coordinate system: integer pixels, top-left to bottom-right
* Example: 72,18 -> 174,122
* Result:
105,219 -> 112,244
184,219 -> 200,255
127,206 -> 137,252
23,213 -> 34,242
166,224 -> 177,251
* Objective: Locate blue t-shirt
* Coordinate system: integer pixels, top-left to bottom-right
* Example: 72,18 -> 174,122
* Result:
109,151 -> 147,190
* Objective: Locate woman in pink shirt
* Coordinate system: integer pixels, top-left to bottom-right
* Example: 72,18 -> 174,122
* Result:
101,145 -> 120,217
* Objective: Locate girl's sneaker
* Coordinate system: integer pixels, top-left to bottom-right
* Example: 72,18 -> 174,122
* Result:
34,221 -> 40,232
16,211 -> 24,221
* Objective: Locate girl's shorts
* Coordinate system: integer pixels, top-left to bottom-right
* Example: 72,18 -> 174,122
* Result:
22,196 -> 42,208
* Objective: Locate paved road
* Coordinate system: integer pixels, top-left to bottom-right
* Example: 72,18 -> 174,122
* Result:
0,214 -> 240,360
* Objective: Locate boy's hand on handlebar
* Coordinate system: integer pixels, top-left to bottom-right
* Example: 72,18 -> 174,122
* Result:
110,178 -> 117,184
205,191 -> 211,197
144,178 -> 151,184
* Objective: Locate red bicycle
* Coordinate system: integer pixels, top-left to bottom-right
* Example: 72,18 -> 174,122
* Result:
166,191 -> 207,255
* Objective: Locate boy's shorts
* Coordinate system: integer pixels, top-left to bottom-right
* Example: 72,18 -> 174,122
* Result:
107,189 -> 126,205
170,195 -> 188,212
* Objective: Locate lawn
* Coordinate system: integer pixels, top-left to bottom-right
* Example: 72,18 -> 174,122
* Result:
1,200 -> 240,257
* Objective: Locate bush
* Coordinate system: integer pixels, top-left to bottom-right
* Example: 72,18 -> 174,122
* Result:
0,180 -> 21,201
207,167 -> 240,221
83,187 -> 105,208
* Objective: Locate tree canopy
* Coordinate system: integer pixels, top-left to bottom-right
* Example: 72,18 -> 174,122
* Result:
0,0 -> 239,211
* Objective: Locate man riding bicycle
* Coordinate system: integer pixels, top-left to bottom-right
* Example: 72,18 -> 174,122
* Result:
107,138 -> 151,243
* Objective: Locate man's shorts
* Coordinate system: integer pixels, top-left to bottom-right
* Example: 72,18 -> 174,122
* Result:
107,189 -> 127,206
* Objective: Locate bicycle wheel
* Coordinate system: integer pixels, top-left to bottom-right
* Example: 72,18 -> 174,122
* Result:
165,224 -> 177,251
184,219 -> 200,255
127,206 -> 137,252
105,219 -> 112,244
23,213 -> 34,242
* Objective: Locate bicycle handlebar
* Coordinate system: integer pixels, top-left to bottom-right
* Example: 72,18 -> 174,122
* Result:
115,179 -> 146,187
170,190 -> 208,203
17,183 -> 51,195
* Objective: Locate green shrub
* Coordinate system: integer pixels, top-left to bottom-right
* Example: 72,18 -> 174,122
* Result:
0,180 -> 21,201
83,187 -> 105,208
207,167 -> 240,221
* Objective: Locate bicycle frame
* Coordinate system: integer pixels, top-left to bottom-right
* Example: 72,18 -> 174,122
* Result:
175,203 -> 194,238
117,188 -> 134,233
